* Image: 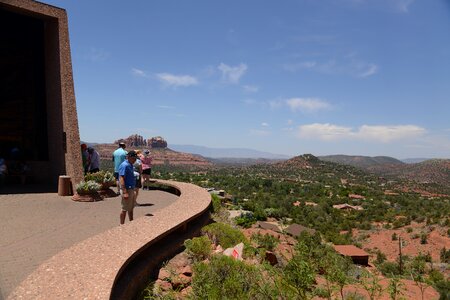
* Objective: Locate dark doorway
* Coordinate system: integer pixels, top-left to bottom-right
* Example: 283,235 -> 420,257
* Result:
0,8 -> 57,193
0,9 -> 49,161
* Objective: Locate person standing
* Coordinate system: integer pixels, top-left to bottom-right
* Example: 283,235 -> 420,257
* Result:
81,144 -> 89,174
141,149 -> 153,190
118,150 -> 138,224
113,142 -> 127,194
133,150 -> 143,206
87,147 -> 100,173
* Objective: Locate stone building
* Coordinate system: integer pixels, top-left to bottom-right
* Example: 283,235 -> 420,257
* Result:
0,0 -> 83,190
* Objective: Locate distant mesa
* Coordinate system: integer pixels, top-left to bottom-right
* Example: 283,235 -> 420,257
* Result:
115,135 -> 168,148
97,134 -> 211,167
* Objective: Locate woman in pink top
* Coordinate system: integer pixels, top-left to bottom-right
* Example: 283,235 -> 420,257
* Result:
141,150 -> 153,190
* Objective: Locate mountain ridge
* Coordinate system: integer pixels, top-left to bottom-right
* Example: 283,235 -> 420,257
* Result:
170,144 -> 290,159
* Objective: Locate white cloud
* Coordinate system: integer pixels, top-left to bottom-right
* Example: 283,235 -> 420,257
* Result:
156,73 -> 198,87
357,125 -> 426,142
286,98 -> 331,113
157,105 -> 175,109
243,85 -> 259,93
131,68 -> 148,78
297,123 -> 426,143
250,129 -> 271,136
218,63 -> 248,84
298,123 -> 353,141
357,63 -> 378,78
284,57 -> 378,78
261,122 -> 269,127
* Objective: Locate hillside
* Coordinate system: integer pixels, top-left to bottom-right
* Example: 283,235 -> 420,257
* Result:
319,154 -> 404,169
319,155 -> 450,190
94,143 -> 212,168
369,158 -> 450,186
150,153 -> 449,299
170,144 -> 290,159
274,153 -> 321,170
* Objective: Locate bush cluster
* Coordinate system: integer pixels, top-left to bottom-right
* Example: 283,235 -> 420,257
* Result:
202,222 -> 247,249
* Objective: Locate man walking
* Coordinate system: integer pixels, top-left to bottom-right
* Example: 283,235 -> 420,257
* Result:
118,150 -> 138,224
113,142 -> 127,194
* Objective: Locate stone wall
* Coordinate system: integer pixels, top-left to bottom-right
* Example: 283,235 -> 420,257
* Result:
9,180 -> 211,299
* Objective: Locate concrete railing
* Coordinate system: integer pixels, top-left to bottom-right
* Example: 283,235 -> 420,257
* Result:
9,180 -> 211,300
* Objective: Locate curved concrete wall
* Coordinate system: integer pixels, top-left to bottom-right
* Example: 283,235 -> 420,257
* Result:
8,180 -> 211,299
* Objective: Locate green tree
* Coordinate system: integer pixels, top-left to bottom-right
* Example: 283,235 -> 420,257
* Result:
360,272 -> 383,300
387,276 -> 405,300
321,251 -> 352,300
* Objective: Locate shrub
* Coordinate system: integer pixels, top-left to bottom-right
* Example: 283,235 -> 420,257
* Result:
433,278 -> 450,300
420,233 -> 428,244
251,233 -> 279,251
202,222 -> 247,249
406,227 -> 413,233
383,223 -> 392,229
379,261 -> 401,276
391,233 -> 398,241
210,194 -> 222,213
190,255 -> 269,299
411,233 -> 420,239
234,213 -> 256,228
75,180 -> 101,194
283,252 -> 316,298
84,170 -> 115,186
344,291 -> 366,300
375,250 -> 387,265
440,247 -> 450,263
184,236 -> 211,262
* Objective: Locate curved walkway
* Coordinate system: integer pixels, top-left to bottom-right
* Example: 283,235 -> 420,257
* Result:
0,189 -> 178,300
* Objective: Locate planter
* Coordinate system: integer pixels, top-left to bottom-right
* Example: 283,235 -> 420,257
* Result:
100,182 -> 115,190
72,191 -> 103,202
98,188 -> 118,198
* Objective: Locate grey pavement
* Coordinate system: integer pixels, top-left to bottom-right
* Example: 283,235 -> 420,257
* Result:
0,190 -> 178,300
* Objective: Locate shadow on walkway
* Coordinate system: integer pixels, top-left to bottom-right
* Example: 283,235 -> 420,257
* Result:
0,183 -> 56,195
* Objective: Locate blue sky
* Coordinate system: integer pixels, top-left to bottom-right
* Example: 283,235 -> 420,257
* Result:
46,0 -> 450,159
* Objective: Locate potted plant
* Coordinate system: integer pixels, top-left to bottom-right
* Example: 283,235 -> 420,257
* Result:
84,171 -> 115,190
75,180 -> 101,195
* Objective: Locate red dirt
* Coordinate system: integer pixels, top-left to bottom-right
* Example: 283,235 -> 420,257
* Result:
358,222 -> 450,262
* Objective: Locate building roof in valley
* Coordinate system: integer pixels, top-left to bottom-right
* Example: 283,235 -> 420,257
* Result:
285,223 -> 316,237
256,221 -> 281,232
333,245 -> 369,257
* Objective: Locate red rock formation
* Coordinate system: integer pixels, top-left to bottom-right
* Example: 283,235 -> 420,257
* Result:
148,136 -> 168,148
115,134 -> 147,147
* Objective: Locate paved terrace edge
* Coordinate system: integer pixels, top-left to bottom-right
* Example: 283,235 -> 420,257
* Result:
8,180 -> 211,299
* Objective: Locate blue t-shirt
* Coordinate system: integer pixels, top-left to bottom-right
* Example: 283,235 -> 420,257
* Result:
118,160 -> 135,189
113,148 -> 127,172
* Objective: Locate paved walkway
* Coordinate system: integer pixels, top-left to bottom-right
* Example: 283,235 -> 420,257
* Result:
0,190 -> 178,300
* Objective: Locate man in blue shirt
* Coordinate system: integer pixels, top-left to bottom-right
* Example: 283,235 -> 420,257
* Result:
118,150 -> 137,224
113,142 -> 127,194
